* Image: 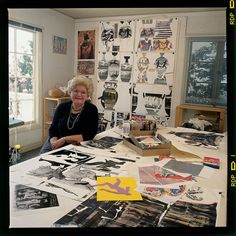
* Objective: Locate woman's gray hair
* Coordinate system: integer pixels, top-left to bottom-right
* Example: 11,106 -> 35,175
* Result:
67,75 -> 93,98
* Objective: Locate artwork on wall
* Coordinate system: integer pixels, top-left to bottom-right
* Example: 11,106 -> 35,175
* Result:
97,110 -> 130,133
77,30 -> 95,76
94,17 -> 179,130
132,52 -> 174,85
77,61 -> 95,75
135,18 -> 178,53
97,51 -> 134,83
99,20 -> 135,52
78,30 -> 95,59
53,35 -> 67,54
97,80 -> 131,112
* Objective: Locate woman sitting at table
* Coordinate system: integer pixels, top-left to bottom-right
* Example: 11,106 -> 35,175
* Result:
39,75 -> 98,154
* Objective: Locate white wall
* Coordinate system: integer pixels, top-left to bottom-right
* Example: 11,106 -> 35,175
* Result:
9,9 -> 75,152
75,10 -> 226,127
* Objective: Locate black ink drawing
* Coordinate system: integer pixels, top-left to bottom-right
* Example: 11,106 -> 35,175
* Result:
118,21 -> 132,39
28,165 -> 96,199
160,200 -> 217,227
101,23 -> 114,51
48,149 -> 91,158
40,148 -> 94,166
83,136 -> 122,149
15,184 -> 59,210
28,165 -> 65,180
143,92 -> 166,115
54,193 -> 218,227
82,159 -> 126,173
168,131 -> 224,147
54,193 -> 167,227
98,81 -> 118,110
63,166 -> 97,185
154,53 -> 168,84
29,164 -> 99,186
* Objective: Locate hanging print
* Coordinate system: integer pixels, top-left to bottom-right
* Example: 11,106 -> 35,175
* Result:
99,20 -> 135,52
97,52 -> 109,81
53,35 -> 67,54
97,81 -> 131,112
135,17 -> 178,53
96,17 -> 178,126
120,52 -> 133,82
78,30 -> 95,59
99,22 -> 115,52
97,81 -> 119,110
133,52 -> 174,85
136,19 -> 155,52
77,61 -> 95,75
152,18 -> 177,53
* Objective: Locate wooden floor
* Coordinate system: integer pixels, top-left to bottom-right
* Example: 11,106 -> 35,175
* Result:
20,148 -> 41,162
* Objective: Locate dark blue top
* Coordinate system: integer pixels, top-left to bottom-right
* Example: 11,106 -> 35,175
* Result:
49,100 -> 98,141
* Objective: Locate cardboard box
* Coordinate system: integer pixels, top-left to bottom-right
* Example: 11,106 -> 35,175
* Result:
123,130 -> 171,156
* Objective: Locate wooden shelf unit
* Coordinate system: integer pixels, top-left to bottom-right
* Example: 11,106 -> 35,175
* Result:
43,96 -> 71,141
175,104 -> 226,133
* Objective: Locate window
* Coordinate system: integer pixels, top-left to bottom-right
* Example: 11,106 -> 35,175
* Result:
185,38 -> 227,107
9,20 -> 42,123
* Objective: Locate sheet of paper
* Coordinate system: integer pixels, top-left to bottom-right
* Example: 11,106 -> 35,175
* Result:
95,176 -> 142,201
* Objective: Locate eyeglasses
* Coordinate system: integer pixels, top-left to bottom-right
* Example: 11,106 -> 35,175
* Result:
71,90 -> 88,96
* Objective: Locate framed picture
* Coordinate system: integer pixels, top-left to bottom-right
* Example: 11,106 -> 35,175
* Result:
77,60 -> 95,75
53,35 -> 67,54
78,30 -> 95,59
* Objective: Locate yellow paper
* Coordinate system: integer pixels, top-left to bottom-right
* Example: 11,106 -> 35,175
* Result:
96,176 -> 143,201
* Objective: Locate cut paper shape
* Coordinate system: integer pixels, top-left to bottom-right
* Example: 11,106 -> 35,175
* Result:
163,160 -> 203,176
95,176 -> 142,201
139,165 -> 192,185
54,193 -> 167,227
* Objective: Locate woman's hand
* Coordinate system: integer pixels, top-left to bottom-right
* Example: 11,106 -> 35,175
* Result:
50,137 -> 65,149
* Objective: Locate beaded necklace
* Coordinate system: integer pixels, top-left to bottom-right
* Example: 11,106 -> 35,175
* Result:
67,104 -> 84,130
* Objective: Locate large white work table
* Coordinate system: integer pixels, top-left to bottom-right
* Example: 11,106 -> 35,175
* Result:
9,127 -> 227,228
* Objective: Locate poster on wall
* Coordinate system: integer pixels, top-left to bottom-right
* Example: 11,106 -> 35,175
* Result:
77,61 -> 95,75
96,17 -> 178,127
97,51 -> 134,83
132,52 -> 175,85
78,30 -> 95,59
98,20 -> 135,52
97,80 -> 131,112
135,17 -> 179,53
53,35 -> 67,54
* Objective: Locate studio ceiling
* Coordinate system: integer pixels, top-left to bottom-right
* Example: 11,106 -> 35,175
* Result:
53,8 -> 225,19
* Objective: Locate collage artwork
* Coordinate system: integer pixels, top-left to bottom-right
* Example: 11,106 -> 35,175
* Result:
77,17 -> 178,132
